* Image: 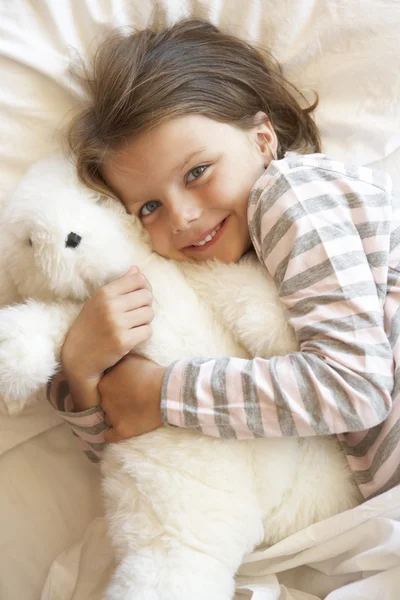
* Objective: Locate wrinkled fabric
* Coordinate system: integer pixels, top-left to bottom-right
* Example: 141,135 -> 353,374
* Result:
41,485 -> 400,599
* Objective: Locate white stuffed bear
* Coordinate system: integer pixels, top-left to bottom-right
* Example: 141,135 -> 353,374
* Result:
0,155 -> 362,600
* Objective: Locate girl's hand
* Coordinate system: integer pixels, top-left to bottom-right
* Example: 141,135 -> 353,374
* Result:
61,267 -> 154,411
99,354 -> 166,442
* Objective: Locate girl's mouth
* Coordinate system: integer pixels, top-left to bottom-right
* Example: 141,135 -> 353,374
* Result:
186,217 -> 228,252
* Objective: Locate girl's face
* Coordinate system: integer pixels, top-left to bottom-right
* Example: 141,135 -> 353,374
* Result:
103,114 -> 277,263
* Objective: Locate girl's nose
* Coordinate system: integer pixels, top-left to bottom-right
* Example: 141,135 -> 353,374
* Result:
168,196 -> 202,234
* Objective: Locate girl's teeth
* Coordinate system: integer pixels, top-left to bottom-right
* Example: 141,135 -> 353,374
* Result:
194,223 -> 221,247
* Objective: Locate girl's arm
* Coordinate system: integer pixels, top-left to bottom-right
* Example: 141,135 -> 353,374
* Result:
46,267 -> 155,460
161,156 -> 395,438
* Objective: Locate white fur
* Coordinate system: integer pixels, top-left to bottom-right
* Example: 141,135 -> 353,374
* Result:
0,300 -> 80,412
0,155 -> 362,599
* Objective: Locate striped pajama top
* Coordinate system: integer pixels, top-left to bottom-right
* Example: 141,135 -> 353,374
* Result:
48,153 -> 400,500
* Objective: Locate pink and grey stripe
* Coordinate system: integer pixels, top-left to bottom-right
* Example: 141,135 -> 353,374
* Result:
47,373 -> 107,463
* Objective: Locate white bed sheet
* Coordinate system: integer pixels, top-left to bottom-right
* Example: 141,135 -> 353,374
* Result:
0,1 -> 400,599
41,485 -> 400,600
0,424 -> 102,600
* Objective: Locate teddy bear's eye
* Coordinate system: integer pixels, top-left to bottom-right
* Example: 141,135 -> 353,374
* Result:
65,232 -> 82,248
28,238 -> 33,247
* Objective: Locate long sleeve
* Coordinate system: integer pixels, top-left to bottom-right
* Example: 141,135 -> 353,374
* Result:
337,193 -> 400,499
47,372 -> 108,463
161,154 -> 395,439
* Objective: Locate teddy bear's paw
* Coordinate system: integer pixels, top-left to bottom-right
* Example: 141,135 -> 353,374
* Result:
0,312 -> 58,410
104,581 -> 158,600
103,557 -> 159,600
104,551 -> 235,600
0,339 -> 57,410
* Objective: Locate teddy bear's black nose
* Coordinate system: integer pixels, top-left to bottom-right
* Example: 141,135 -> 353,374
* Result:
65,232 -> 82,248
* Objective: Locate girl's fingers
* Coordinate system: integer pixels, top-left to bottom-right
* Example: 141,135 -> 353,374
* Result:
115,288 -> 153,313
124,323 -> 153,348
122,306 -> 155,329
105,268 -> 152,296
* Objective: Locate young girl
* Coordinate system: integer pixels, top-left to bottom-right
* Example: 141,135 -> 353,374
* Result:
49,18 -> 400,501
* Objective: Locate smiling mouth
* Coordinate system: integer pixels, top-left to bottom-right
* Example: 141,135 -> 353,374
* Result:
185,218 -> 228,252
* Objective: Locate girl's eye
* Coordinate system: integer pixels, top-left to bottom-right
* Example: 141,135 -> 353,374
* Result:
186,165 -> 208,184
139,200 -> 161,218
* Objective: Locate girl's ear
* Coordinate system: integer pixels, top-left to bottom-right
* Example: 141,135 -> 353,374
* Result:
253,114 -> 278,166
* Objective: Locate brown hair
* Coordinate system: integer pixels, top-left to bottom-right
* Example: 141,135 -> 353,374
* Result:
68,18 -> 321,197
